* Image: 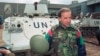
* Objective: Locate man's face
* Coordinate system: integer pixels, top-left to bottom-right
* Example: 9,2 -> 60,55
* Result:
58,12 -> 72,27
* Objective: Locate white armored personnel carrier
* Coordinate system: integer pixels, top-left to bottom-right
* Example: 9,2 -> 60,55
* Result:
79,12 -> 100,36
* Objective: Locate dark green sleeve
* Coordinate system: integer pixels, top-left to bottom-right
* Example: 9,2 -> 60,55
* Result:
77,30 -> 86,56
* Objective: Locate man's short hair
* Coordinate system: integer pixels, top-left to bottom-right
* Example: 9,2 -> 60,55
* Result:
58,8 -> 71,17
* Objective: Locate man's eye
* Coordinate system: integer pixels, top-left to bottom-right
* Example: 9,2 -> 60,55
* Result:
69,17 -> 72,19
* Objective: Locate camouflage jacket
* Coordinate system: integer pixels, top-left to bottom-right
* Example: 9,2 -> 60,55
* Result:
45,23 -> 86,56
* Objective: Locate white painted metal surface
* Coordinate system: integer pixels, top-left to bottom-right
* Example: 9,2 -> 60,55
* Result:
2,17 -> 79,51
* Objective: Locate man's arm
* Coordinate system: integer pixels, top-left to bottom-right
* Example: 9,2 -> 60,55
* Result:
0,49 -> 11,54
45,29 -> 53,49
77,30 -> 86,56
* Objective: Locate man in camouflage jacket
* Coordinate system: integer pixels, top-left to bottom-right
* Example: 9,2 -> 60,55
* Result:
45,8 -> 86,56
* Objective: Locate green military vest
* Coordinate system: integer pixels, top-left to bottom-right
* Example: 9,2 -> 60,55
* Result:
51,24 -> 78,56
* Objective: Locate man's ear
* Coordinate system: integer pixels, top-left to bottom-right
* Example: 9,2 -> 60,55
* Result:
58,17 -> 61,21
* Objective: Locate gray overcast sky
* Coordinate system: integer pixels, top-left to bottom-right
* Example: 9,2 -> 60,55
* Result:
0,0 -> 87,4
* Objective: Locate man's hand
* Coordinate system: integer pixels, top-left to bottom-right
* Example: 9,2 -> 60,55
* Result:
0,49 -> 11,54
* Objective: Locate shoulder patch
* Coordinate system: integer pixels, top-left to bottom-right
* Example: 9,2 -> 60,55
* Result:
77,30 -> 81,38
48,29 -> 53,37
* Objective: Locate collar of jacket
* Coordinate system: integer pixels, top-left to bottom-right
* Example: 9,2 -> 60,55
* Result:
58,22 -> 72,30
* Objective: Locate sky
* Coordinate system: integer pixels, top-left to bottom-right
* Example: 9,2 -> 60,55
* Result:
0,0 -> 87,5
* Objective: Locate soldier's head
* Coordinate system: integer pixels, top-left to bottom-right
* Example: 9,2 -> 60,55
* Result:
58,8 -> 72,27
